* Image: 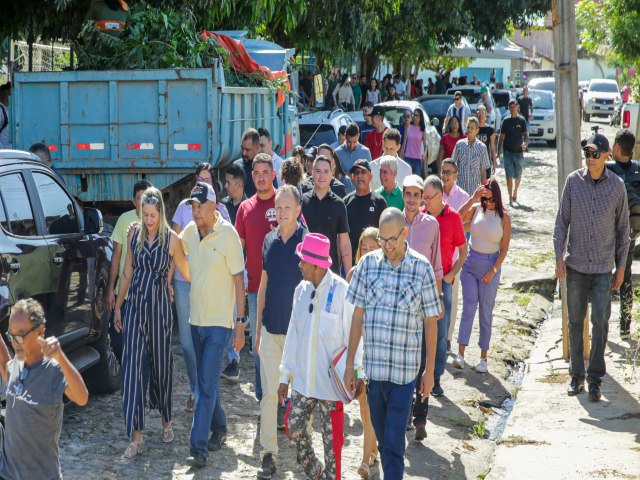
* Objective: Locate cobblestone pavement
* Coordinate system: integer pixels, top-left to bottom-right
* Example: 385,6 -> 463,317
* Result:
60,119 -> 616,479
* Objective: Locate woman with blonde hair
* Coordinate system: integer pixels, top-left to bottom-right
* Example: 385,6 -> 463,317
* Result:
347,226 -> 380,478
114,186 -> 190,458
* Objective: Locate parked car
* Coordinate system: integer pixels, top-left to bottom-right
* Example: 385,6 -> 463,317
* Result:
417,94 -> 469,134
526,77 -> 556,93
297,110 -> 353,148
377,100 -> 441,167
492,90 -> 517,127
527,89 -> 557,147
582,79 -> 621,122
446,86 -> 501,133
0,150 -> 119,394
348,110 -> 391,143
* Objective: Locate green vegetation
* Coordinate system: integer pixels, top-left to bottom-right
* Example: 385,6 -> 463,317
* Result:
499,435 -> 550,447
472,416 -> 486,439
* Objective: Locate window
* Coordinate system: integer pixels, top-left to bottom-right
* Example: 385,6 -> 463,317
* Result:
0,173 -> 37,236
33,172 -> 79,235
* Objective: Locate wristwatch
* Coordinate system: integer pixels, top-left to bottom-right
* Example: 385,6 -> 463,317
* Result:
438,293 -> 444,300
236,316 -> 248,327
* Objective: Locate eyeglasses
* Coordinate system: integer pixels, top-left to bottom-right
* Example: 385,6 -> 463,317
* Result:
15,367 -> 29,396
424,192 -> 440,201
6,324 -> 39,344
141,194 -> 160,205
308,290 -> 316,314
583,149 -> 601,159
483,197 -> 496,203
377,228 -> 404,247
196,175 -> 213,185
441,169 -> 456,176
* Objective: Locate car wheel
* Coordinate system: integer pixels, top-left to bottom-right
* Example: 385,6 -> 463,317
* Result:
547,138 -> 557,148
582,111 -> 590,122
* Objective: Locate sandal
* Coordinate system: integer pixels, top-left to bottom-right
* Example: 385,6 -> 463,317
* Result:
124,440 -> 143,459
163,424 -> 174,443
357,462 -> 370,479
185,394 -> 195,413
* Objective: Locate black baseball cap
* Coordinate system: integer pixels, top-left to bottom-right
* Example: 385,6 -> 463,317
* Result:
581,133 -> 610,153
186,182 -> 217,205
349,159 -> 371,174
371,106 -> 385,117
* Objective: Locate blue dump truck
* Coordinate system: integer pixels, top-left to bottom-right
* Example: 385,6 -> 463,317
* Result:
11,58 -> 298,215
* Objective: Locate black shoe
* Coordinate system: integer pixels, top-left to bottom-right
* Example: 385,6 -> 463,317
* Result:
415,422 -> 427,441
207,431 -> 227,451
257,453 -> 277,479
567,378 -> 584,396
277,403 -> 287,430
588,382 -> 601,402
431,379 -> 444,397
185,452 -> 207,468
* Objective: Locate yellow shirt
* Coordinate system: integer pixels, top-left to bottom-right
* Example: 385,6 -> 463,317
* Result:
181,213 -> 245,328
111,209 -> 139,292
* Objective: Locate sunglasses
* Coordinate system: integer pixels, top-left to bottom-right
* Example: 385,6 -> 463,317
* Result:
441,169 -> 456,176
6,324 -> 39,345
483,197 -> 496,203
583,149 -> 601,159
308,290 -> 316,314
141,194 -> 160,205
15,367 -> 29,396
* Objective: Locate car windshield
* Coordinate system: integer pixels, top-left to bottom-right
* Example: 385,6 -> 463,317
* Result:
528,79 -> 555,92
493,92 -> 511,109
420,98 -> 453,116
589,82 -> 619,93
452,90 -> 482,105
299,124 -> 337,147
530,92 -> 554,110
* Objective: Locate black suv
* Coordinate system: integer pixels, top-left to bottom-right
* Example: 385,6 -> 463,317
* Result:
0,150 -> 119,393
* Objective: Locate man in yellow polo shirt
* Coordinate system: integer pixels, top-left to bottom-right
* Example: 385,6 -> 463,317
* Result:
181,182 -> 246,468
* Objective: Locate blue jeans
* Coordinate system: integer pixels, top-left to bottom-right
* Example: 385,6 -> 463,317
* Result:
566,268 -> 611,384
189,326 -> 231,457
227,305 -> 240,363
405,156 -> 423,177
248,292 -> 262,401
173,279 -> 197,394
368,379 -> 415,479
436,280 -> 453,378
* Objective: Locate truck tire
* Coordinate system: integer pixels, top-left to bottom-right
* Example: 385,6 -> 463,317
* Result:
583,111 -> 590,122
84,311 -> 121,394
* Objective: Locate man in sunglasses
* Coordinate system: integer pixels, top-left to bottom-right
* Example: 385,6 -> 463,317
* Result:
554,132 -> 629,402
0,298 -> 88,480
278,233 -> 361,480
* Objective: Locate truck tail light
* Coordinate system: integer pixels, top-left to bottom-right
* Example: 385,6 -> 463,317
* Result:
623,110 -> 631,129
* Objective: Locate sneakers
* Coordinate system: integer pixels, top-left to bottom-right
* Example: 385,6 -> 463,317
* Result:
475,358 -> 488,373
414,421 -> 427,441
207,431 -> 227,452
221,360 -> 239,382
452,354 -> 465,369
257,453 -> 277,479
431,379 -> 444,397
185,452 -> 207,468
588,382 -> 601,402
567,377 -> 584,396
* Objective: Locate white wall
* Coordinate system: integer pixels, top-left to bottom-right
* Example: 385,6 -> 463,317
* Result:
577,58 -> 617,82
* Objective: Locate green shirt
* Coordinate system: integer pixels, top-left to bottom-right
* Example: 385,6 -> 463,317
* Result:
376,185 -> 405,210
111,209 -> 139,291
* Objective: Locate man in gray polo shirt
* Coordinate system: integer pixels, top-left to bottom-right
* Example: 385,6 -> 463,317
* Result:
335,122 -> 372,173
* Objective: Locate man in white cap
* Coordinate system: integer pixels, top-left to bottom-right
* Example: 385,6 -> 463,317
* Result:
278,233 -> 362,480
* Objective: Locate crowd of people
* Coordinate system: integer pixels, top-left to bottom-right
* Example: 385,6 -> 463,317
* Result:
1,93 -> 637,480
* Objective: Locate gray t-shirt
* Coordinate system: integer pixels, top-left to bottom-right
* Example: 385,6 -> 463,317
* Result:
0,358 -> 67,480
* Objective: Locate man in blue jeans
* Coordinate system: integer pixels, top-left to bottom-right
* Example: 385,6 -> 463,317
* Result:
180,183 -> 247,468
497,99 -> 528,205
554,132 -> 629,402
344,207 -> 441,478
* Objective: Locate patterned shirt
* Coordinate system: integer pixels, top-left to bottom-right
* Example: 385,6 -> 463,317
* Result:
346,247 -> 441,385
554,167 -> 629,274
452,138 -> 491,196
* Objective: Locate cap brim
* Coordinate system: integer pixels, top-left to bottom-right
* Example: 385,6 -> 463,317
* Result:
350,166 -> 370,174
584,143 -> 607,152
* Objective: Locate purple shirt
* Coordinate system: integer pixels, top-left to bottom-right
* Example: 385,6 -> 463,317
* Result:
443,183 -> 470,211
172,199 -> 230,282
404,211 -> 443,279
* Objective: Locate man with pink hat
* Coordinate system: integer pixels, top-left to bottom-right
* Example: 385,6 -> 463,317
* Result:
278,233 -> 362,480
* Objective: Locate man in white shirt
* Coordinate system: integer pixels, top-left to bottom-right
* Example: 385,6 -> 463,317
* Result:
370,129 -> 412,191
259,127 -> 284,186
278,233 -> 361,480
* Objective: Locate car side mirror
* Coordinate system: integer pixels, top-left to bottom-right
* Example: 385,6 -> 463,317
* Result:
431,118 -> 440,127
84,207 -> 103,235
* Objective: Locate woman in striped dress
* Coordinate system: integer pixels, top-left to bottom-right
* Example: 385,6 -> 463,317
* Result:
114,187 -> 190,459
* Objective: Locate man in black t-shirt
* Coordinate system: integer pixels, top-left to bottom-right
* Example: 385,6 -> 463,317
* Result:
498,100 -> 528,205
517,86 -> 533,133
344,159 -> 388,263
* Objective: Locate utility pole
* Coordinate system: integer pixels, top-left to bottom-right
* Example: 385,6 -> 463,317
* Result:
552,0 -> 589,360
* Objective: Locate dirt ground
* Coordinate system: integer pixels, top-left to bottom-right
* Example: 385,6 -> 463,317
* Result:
59,119 -> 616,479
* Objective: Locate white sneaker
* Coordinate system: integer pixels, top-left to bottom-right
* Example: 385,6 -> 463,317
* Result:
452,354 -> 465,369
475,358 -> 488,373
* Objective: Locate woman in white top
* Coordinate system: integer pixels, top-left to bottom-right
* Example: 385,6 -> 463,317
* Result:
333,74 -> 355,111
367,78 -> 380,105
452,178 -> 511,373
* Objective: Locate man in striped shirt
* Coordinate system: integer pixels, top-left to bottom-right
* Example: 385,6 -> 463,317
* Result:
451,117 -> 490,196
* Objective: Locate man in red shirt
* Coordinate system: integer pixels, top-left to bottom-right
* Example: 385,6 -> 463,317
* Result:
235,153 -> 278,403
364,106 -> 388,160
419,175 -> 467,432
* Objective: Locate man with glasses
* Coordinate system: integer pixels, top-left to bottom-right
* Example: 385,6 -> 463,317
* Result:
344,207 -> 441,479
107,179 -> 152,362
444,91 -> 471,134
0,298 -> 88,480
279,233 -> 361,480
335,122 -> 372,173
554,132 -> 629,402
497,99 -> 528,205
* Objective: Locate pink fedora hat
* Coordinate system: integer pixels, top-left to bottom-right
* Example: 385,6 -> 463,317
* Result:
296,233 -> 332,269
